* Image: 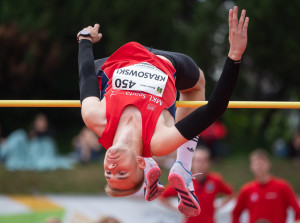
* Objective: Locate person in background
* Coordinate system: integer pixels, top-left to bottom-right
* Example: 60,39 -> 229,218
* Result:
288,127 -> 300,165
160,146 -> 234,223
28,113 -> 52,139
198,120 -> 228,160
232,149 -> 300,223
72,126 -> 102,163
0,113 -> 72,171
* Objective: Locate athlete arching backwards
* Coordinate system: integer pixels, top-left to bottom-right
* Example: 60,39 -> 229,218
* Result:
77,6 -> 248,217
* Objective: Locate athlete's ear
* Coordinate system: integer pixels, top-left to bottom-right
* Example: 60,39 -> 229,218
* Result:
136,156 -> 146,169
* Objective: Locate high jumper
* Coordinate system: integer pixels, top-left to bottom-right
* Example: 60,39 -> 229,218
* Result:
77,6 -> 248,217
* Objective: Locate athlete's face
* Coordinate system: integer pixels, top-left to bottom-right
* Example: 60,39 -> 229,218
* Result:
104,146 -> 145,190
191,149 -> 210,174
250,155 -> 270,178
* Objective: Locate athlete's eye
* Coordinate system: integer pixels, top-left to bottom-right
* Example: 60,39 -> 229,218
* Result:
105,171 -> 112,175
119,171 -> 127,176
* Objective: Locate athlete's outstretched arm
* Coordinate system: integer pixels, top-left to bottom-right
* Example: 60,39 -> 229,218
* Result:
151,6 -> 249,156
78,24 -> 105,136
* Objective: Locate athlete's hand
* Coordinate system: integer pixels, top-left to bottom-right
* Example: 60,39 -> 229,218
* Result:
78,23 -> 102,44
228,6 -> 249,61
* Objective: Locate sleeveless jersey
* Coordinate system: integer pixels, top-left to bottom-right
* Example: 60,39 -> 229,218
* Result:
97,42 -> 177,157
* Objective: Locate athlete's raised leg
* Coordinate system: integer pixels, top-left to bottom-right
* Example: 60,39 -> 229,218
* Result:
175,69 -> 205,122
169,69 -> 205,216
169,136 -> 201,217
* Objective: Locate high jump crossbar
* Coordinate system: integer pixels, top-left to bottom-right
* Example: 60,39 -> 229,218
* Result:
0,100 -> 300,109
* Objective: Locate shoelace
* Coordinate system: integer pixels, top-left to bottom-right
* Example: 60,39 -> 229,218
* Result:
188,173 -> 203,191
175,161 -> 203,180
192,173 -> 203,179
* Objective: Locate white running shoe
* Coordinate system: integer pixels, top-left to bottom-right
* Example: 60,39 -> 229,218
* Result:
143,158 -> 165,201
168,161 -> 201,217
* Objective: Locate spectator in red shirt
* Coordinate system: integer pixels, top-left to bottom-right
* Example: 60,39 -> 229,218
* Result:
199,120 -> 228,160
160,146 -> 234,223
232,149 -> 300,223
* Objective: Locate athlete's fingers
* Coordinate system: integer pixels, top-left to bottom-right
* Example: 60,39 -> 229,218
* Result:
228,9 -> 233,41
242,17 -> 249,35
94,23 -> 100,32
228,9 -> 233,31
238,9 -> 246,32
91,33 -> 102,44
232,6 -> 238,30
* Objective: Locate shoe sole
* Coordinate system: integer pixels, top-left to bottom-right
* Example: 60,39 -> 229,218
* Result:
168,173 -> 201,217
145,166 -> 164,201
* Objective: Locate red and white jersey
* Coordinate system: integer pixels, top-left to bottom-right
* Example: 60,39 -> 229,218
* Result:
97,42 -> 177,157
233,177 -> 300,223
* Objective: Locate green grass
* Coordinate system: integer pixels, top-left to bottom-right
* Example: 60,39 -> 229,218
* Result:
0,210 -> 64,223
0,156 -> 300,194
0,163 -> 106,194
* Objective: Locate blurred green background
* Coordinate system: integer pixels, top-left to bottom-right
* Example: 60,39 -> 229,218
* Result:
0,0 -> 300,193
1,157 -> 300,194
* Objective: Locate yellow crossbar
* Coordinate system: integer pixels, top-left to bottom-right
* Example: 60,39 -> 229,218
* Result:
0,100 -> 299,109
0,100 -> 80,107
176,101 -> 300,109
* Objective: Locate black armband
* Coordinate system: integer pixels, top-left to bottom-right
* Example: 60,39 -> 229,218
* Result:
78,39 -> 100,103
175,57 -> 240,140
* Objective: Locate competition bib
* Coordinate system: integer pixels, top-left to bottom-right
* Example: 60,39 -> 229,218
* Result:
112,62 -> 168,97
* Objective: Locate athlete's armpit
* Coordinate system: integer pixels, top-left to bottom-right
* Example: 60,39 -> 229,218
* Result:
81,96 -> 106,137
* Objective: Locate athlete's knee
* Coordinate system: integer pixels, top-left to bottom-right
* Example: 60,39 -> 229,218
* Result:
180,68 -> 205,93
193,68 -> 205,91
